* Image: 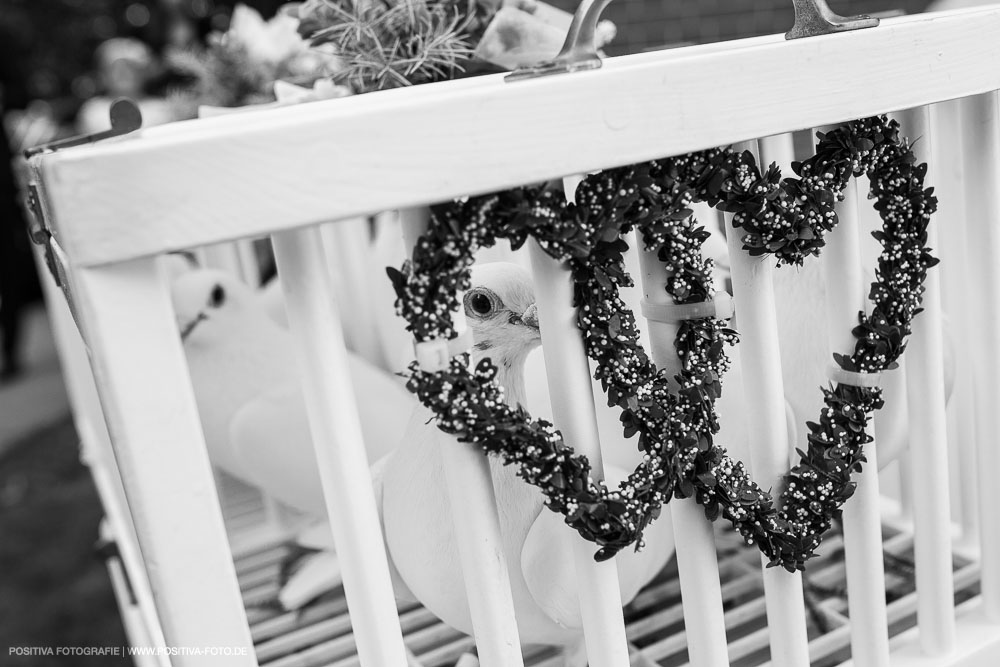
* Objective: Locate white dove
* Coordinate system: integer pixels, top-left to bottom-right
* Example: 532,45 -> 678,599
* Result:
378,262 -> 675,663
171,268 -> 417,608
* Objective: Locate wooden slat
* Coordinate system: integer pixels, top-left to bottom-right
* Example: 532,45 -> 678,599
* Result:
271,227 -> 409,667
318,220 -> 387,368
66,257 -> 256,665
397,207 -> 524,667
636,246 -> 730,667
37,248 -> 171,653
102,523 -> 169,667
32,8 -> 1000,267
893,105 -> 957,657
527,234 -> 631,667
930,99 -> 979,541
960,90 -> 1000,623
815,159 -> 890,667
723,140 -> 810,667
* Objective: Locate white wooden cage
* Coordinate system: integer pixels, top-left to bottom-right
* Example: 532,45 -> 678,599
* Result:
23,5 -> 1000,666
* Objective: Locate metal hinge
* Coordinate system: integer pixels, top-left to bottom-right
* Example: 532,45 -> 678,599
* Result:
25,182 -> 65,288
95,535 -> 139,606
23,99 -> 142,313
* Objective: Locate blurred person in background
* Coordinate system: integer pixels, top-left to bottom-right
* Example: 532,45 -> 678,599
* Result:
76,36 -> 179,133
0,26 -> 41,383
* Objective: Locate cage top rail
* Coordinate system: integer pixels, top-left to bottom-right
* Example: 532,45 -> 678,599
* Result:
30,7 -> 1000,268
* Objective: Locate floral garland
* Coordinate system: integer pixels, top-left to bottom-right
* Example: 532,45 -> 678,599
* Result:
387,115 -> 938,571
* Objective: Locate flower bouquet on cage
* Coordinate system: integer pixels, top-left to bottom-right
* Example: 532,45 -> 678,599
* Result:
167,3 -> 349,112
169,0 -> 616,111
290,0 -> 616,89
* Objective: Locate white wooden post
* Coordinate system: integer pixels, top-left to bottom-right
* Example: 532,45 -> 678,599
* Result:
636,246 -> 731,667
960,90 -> 1000,623
813,140 -> 890,667
319,218 -> 387,367
931,99 -> 979,542
398,207 -> 524,667
37,247 -> 170,656
526,176 -> 630,667
894,105 -> 957,656
234,240 -> 260,285
724,140 -> 811,667
758,133 -> 795,174
69,257 -> 256,665
271,226 -> 409,667
201,243 -> 246,280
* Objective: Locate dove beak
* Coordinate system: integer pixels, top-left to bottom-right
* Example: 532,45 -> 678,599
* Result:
180,312 -> 208,341
520,304 -> 539,330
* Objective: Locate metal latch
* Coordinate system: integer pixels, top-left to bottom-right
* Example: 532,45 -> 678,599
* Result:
506,0 -> 615,81
786,0 -> 879,39
22,98 -> 143,295
504,0 -> 880,83
25,182 -> 64,288
24,97 -> 143,158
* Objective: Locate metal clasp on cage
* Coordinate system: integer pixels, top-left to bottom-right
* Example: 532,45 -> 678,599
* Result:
786,0 -> 879,40
505,0 -> 615,82
25,182 -> 64,288
23,98 -> 143,323
24,98 -> 143,158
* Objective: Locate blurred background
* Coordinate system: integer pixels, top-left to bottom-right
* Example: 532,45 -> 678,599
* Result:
0,0 -> 943,664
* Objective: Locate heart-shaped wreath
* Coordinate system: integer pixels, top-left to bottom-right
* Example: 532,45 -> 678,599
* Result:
387,115 -> 938,571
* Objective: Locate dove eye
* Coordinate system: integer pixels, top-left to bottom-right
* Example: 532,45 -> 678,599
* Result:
464,290 -> 498,318
209,284 -> 226,308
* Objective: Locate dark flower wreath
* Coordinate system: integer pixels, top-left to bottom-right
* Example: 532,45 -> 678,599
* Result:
387,115 -> 938,571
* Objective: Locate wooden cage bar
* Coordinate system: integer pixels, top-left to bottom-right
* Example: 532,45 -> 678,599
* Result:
817,161 -> 891,667
398,207 -> 525,667
637,245 -> 731,667
894,105 -> 958,656
931,99 -> 979,543
724,140 -> 811,667
961,91 -> 1000,623
271,227 -> 409,666
527,229 -> 632,667
65,257 -> 257,665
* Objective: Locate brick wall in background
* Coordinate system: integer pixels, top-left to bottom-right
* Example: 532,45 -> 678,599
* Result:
545,0 -> 936,55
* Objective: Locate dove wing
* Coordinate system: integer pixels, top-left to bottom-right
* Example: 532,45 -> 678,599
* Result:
228,354 -> 416,516
521,463 -> 677,631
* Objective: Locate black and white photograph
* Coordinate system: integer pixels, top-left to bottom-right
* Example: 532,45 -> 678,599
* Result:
1,0 -> 999,665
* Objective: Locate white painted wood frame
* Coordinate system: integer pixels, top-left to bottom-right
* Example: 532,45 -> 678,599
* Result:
32,9 -> 1000,268
62,255 -> 257,665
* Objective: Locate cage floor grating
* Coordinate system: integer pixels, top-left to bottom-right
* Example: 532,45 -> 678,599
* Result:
214,473 -> 980,667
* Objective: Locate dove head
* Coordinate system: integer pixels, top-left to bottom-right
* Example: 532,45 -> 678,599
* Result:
465,262 -> 540,406
171,269 -> 260,347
